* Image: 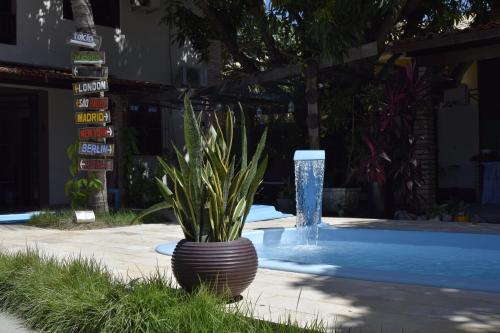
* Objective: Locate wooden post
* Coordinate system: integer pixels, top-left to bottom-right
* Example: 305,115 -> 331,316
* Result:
305,60 -> 320,149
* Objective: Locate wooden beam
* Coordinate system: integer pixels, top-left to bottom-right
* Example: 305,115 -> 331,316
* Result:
392,27 -> 500,54
246,42 -> 378,85
416,44 -> 500,67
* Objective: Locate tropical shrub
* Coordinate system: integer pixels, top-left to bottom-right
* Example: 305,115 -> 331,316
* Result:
137,96 -> 267,242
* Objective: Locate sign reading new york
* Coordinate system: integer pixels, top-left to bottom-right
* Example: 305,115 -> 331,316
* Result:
79,126 -> 114,139
73,80 -> 108,95
79,142 -> 114,157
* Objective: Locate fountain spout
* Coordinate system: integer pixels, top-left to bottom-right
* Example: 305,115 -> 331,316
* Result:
294,150 -> 325,228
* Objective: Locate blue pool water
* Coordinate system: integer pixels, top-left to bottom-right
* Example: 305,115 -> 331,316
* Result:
243,227 -> 500,293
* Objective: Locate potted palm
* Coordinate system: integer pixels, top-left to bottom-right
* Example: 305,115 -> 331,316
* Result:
138,96 -> 267,298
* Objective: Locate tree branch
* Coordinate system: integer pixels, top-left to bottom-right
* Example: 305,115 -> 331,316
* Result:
245,0 -> 285,65
197,1 -> 258,72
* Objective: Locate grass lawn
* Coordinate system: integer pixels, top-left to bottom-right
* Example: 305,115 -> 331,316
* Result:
27,209 -> 164,230
0,249 -> 326,333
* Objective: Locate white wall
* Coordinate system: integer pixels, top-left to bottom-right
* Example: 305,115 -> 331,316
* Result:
0,0 -> 202,85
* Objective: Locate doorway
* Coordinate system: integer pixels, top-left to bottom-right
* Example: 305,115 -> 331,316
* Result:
0,89 -> 43,212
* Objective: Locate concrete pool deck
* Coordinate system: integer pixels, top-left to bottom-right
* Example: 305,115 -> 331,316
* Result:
1,217 -> 500,332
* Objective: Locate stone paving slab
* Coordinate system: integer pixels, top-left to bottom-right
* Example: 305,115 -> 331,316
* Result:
0,220 -> 499,332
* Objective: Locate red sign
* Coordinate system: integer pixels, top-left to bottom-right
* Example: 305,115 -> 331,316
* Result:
78,159 -> 113,171
79,126 -> 114,139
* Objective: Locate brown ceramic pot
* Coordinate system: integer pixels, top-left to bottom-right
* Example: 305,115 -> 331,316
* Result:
171,237 -> 258,297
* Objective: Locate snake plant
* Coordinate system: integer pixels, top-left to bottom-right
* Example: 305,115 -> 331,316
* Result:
137,95 -> 267,242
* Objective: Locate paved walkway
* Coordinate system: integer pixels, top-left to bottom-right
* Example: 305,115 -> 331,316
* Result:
1,218 -> 500,333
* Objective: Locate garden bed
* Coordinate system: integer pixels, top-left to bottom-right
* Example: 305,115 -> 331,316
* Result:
0,249 -> 325,332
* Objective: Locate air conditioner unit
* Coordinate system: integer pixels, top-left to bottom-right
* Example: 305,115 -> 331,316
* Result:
130,0 -> 161,12
178,66 -> 208,88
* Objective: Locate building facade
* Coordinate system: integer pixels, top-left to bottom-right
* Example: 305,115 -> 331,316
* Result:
0,0 -> 218,212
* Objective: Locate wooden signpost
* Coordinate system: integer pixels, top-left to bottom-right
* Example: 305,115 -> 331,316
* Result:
78,159 -> 113,171
75,111 -> 111,124
69,30 -> 114,194
78,142 -> 114,156
72,66 -> 108,79
79,126 -> 114,140
67,32 -> 102,50
75,97 -> 109,110
73,80 -> 108,95
72,51 -> 105,65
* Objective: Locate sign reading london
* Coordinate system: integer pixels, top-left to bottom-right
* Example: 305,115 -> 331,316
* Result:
73,66 -> 108,79
67,32 -> 102,50
73,80 -> 108,95
72,51 -> 105,65
79,159 -> 114,172
79,126 -> 114,140
75,97 -> 109,110
79,142 -> 114,156
75,111 -> 111,124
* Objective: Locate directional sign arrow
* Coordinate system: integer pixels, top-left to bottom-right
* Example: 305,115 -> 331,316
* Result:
104,112 -> 110,122
80,159 -> 86,169
106,127 -> 113,137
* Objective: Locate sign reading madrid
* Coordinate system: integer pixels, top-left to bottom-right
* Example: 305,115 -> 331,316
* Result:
75,111 -> 111,124
75,97 -> 109,110
73,80 -> 108,95
72,51 -> 105,65
72,66 -> 108,79
67,32 -> 102,50
79,126 -> 114,139
79,142 -> 114,156
78,159 -> 114,171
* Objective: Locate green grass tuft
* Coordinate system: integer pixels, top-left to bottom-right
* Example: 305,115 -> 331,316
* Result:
0,249 -> 328,332
27,210 -> 144,230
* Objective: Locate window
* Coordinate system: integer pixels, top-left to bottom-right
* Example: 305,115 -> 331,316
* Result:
0,0 -> 16,45
128,104 -> 162,155
63,0 -> 120,28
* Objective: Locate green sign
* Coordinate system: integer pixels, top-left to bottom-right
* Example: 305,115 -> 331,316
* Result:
72,51 -> 105,65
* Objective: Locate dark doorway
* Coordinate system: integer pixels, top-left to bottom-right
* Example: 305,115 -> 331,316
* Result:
0,91 -> 41,212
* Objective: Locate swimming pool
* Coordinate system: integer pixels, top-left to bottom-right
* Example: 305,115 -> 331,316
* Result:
242,227 -> 500,293
155,226 -> 500,293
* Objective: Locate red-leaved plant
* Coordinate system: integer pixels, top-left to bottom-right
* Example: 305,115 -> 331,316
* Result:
357,62 -> 428,210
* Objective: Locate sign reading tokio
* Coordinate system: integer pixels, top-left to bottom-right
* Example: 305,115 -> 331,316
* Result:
75,97 -> 108,110
72,51 -> 105,65
72,66 -> 108,79
75,111 -> 111,124
79,142 -> 114,156
67,32 -> 102,50
79,126 -> 114,139
78,159 -> 113,171
73,80 -> 108,95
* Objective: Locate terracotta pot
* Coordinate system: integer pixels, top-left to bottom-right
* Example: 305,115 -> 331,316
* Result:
171,237 -> 258,298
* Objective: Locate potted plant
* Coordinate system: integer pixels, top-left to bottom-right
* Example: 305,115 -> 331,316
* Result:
138,96 -> 267,298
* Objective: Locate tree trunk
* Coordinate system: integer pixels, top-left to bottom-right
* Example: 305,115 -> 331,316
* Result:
70,0 -> 109,213
305,60 -> 320,149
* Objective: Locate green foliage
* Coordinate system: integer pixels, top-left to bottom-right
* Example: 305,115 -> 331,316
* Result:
64,140 -> 103,209
28,210 -> 141,230
0,249 -> 326,332
137,96 -> 267,242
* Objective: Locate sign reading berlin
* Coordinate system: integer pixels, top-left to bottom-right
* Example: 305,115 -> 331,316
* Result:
75,97 -> 109,110
72,51 -> 105,65
73,80 -> 108,95
75,111 -> 111,124
79,142 -> 114,157
67,32 -> 102,50
78,159 -> 114,172
79,126 -> 114,140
